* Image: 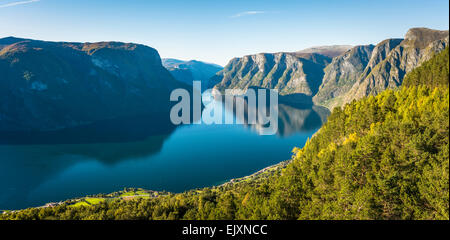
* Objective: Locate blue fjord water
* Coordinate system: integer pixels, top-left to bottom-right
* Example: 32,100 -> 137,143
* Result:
0,101 -> 329,210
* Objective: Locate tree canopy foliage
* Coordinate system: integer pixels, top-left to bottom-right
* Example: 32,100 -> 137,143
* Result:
403,47 -> 449,88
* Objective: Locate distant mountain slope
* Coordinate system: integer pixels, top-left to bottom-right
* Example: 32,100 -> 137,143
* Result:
211,51 -> 332,102
0,37 -> 187,131
313,38 -> 405,109
0,37 -> 26,50
162,58 -> 223,89
211,28 -> 448,110
313,28 -> 448,109
210,46 -> 353,99
295,45 -> 353,58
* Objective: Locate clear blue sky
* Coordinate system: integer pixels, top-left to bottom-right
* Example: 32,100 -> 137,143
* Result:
0,0 -> 448,65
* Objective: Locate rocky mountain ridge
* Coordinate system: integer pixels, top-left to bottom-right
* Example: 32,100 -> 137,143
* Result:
210,28 -> 449,110
339,28 -> 448,107
0,37 -> 186,131
211,50 -> 335,103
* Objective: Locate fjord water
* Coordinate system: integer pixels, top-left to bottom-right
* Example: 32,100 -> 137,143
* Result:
0,101 -> 329,210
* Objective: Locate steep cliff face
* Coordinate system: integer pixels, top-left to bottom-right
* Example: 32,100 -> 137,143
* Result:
211,29 -> 449,109
311,28 -> 448,109
212,52 -> 332,98
342,28 -> 448,104
313,45 -> 375,108
362,38 -> 404,76
0,37 -> 186,131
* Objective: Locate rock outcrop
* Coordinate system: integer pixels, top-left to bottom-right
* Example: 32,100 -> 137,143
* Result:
341,28 -> 448,106
313,45 -> 375,108
312,28 -> 448,109
211,52 -> 332,100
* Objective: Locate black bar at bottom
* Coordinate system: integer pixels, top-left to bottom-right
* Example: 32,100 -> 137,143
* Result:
0,220 -> 447,239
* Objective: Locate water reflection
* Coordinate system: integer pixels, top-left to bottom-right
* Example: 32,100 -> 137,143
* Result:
276,104 -> 329,136
0,113 -> 178,210
0,99 -> 329,210
219,91 -> 330,136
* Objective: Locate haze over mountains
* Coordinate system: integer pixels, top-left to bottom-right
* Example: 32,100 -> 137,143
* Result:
162,58 -> 223,90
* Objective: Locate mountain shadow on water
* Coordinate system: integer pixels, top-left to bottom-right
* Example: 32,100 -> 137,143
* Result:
0,113 -> 177,146
0,97 -> 327,210
217,87 -> 330,136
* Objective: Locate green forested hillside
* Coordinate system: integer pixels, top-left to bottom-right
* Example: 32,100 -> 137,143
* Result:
1,49 -> 448,220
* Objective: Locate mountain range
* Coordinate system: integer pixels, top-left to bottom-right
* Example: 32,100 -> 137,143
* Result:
210,49 -> 347,104
0,28 -> 448,131
211,28 -> 448,109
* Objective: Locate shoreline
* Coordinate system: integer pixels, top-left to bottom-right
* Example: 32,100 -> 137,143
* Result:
1,160 -> 292,213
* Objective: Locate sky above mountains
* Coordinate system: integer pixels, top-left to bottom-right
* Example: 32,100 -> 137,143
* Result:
0,0 -> 449,65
